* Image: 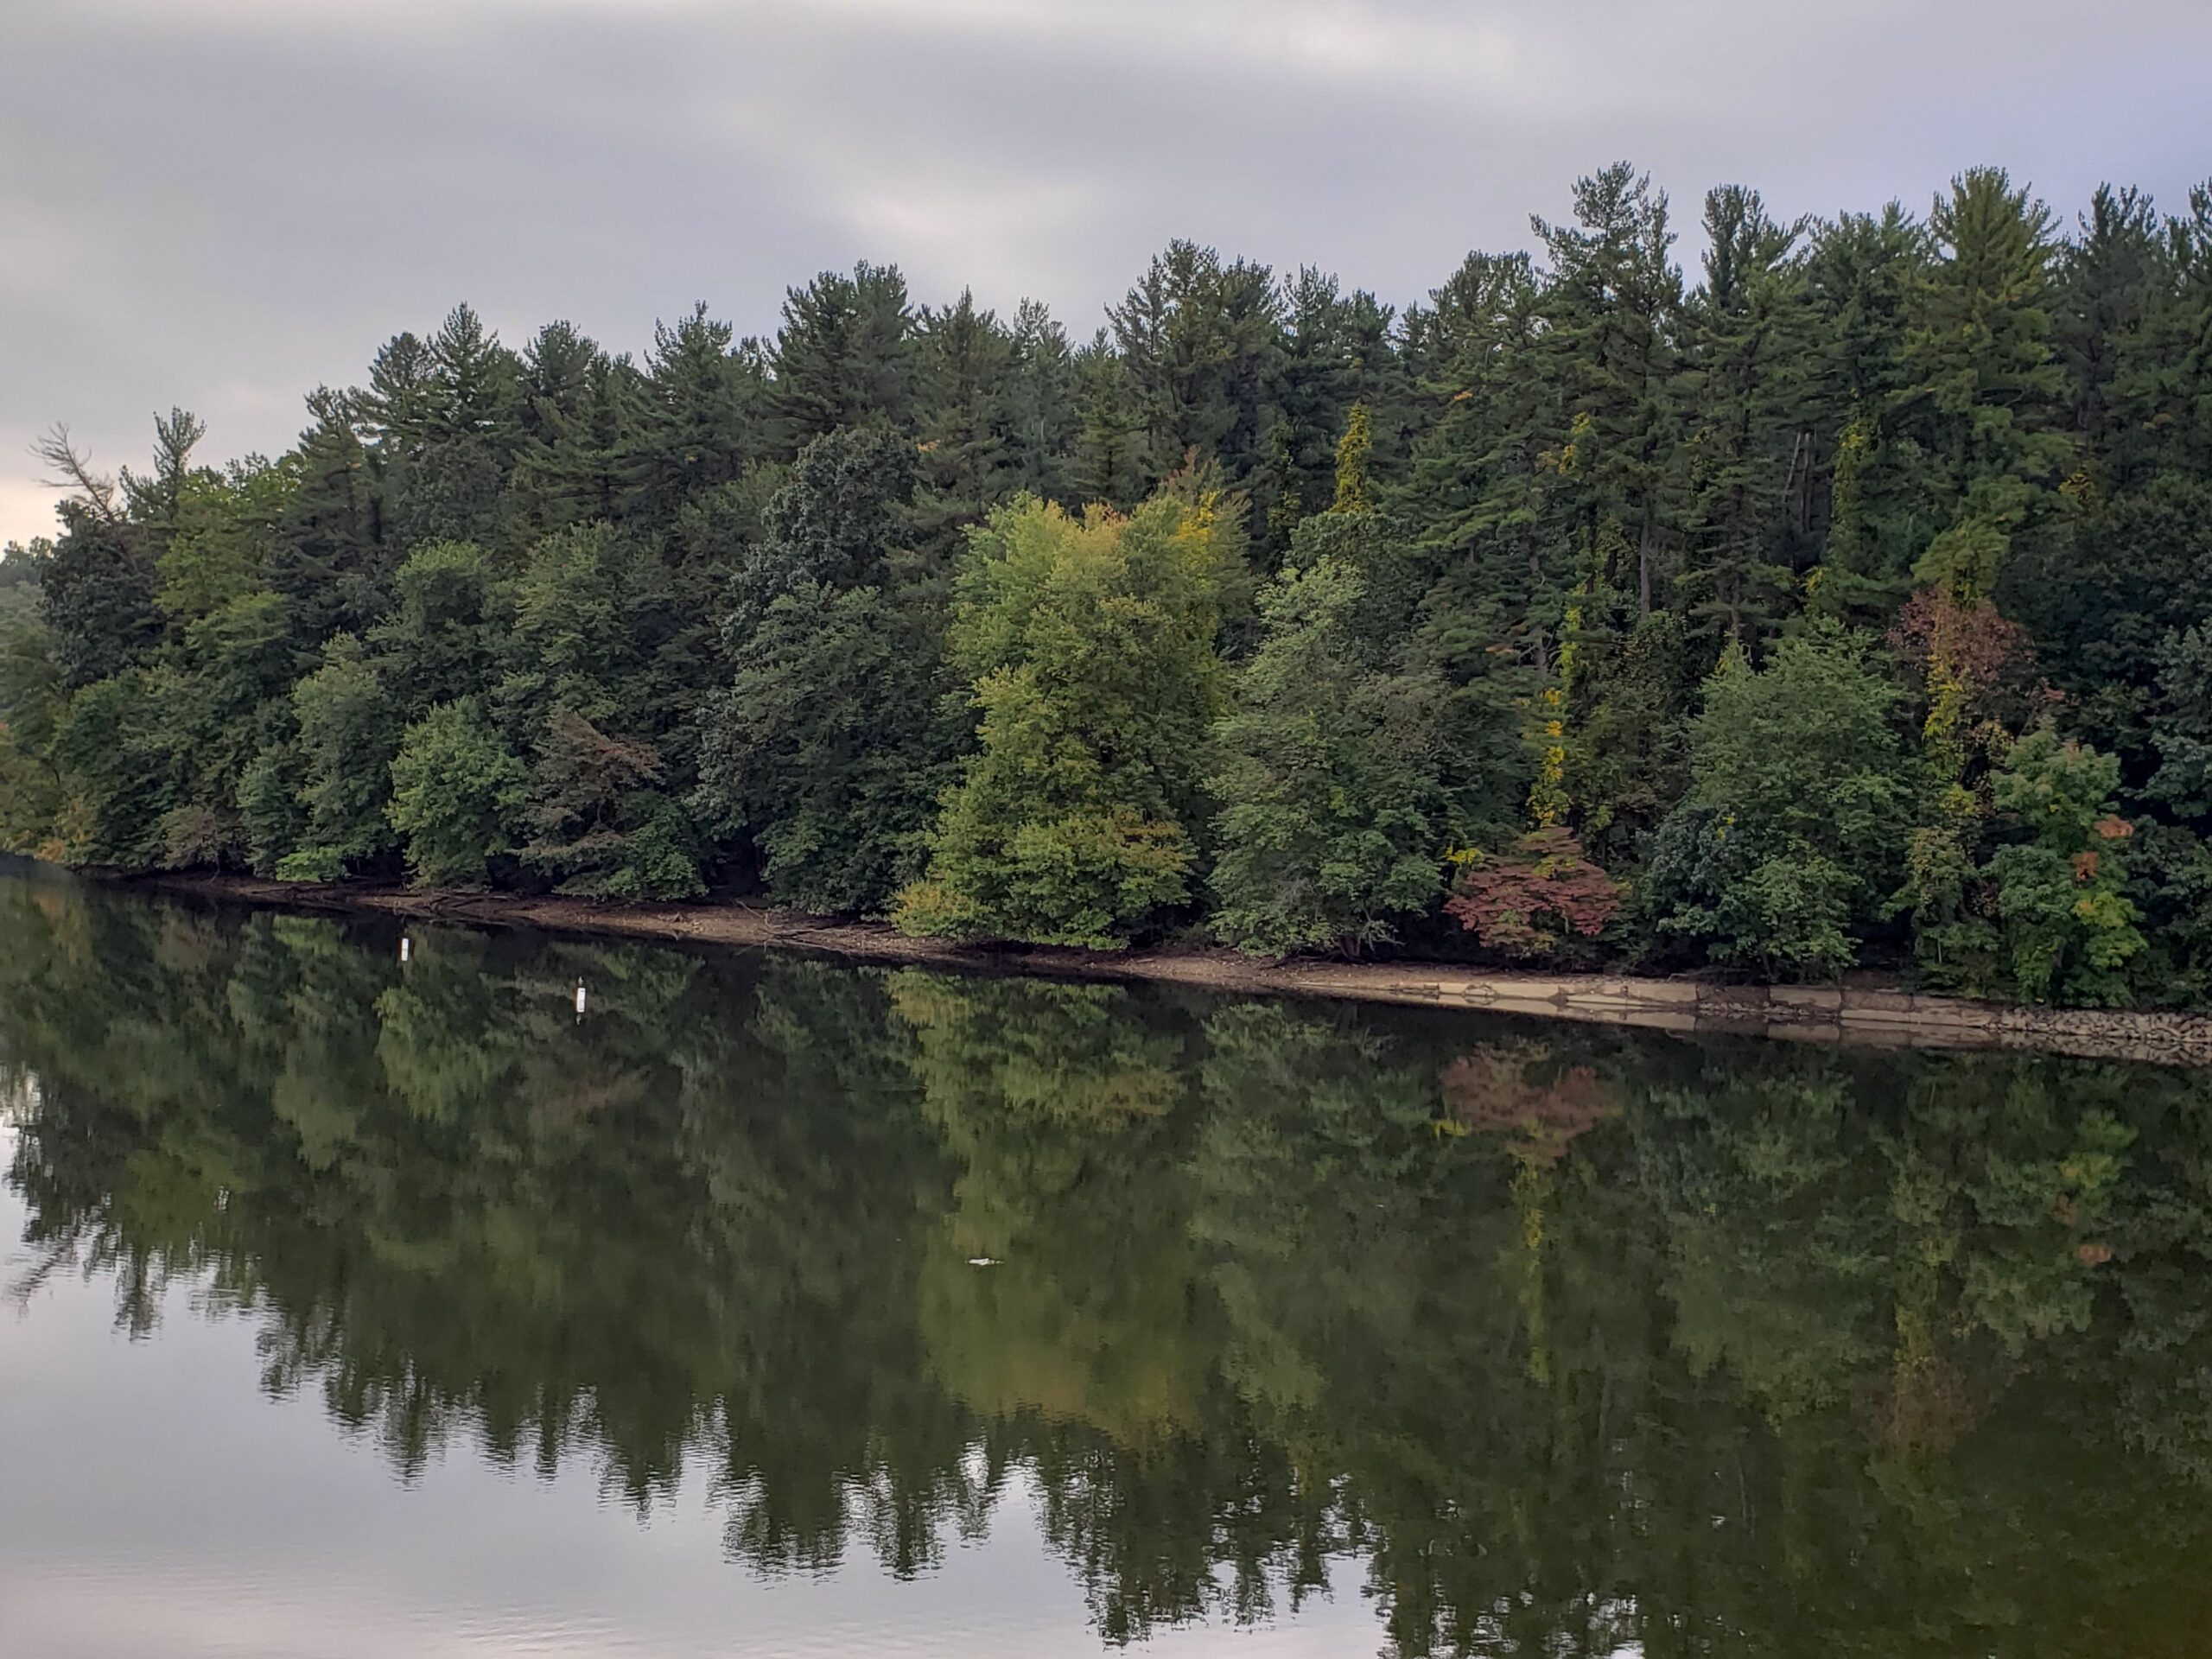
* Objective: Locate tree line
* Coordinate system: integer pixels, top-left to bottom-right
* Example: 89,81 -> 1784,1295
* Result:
4,162 -> 2212,1001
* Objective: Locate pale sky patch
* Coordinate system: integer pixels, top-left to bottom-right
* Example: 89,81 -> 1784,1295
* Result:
4,0 -> 2209,546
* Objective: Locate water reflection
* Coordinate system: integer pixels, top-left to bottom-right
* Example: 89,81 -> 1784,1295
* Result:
6,868 -> 2212,1656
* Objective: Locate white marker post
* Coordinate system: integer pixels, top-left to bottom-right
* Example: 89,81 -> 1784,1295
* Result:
399,936 -> 411,963
575,980 -> 588,1019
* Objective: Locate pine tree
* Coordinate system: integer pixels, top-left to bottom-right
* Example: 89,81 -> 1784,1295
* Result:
2056,185 -> 2166,487
1107,242 -> 1280,491
1258,268 -> 1389,556
2124,181 -> 2212,481
1900,168 -> 2074,600
269,387 -> 392,658
912,290 -> 1017,541
1002,299 -> 1078,502
1071,331 -> 1155,511
771,262 -> 916,450
1395,251 -> 1558,677
514,321 -> 644,529
1531,163 -> 1686,620
1676,186 -> 1818,649
628,303 -> 765,526
1804,205 -> 1933,619
374,306 -> 522,550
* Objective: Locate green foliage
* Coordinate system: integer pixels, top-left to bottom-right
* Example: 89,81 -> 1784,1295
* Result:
1207,558 -> 1442,956
1903,169 -> 2074,600
39,505 -> 161,690
2148,625 -> 2212,821
2124,820 -> 2212,1006
373,539 -> 499,709
282,633 -> 399,880
1643,804 -> 1859,978
1984,727 -> 2145,1004
50,671 -> 173,865
898,495 -> 1230,947
235,745 -> 305,877
2012,476 -> 2212,773
772,262 -> 915,448
385,699 -> 526,887
2,165 -> 2210,1005
726,425 -> 918,638
154,457 -> 296,623
1329,403 -> 1374,513
519,708 -> 702,900
699,582 -> 955,913
0,587 -> 67,855
1646,626 -> 1915,976
1676,185 -> 1816,645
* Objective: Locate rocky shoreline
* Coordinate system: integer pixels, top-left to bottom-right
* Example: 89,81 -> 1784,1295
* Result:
103,870 -> 2212,1068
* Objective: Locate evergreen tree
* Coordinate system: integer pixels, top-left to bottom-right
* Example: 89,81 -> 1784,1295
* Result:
628,302 -> 766,526
1107,242 -> 1281,492
1002,299 -> 1079,502
2056,185 -> 2167,486
1531,163 -> 1685,620
772,262 -> 916,449
1071,331 -> 1156,511
1901,169 -> 2074,600
6,162 -> 2212,1004
1804,205 -> 1932,618
912,290 -> 1018,540
370,305 -> 521,550
2125,181 -> 2212,481
269,387 -> 394,656
1257,268 -> 1391,556
513,321 -> 642,529
1676,186 -> 1817,648
1395,251 -> 1559,678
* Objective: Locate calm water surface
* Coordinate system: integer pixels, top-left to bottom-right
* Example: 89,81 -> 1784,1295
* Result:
5,867 -> 2212,1657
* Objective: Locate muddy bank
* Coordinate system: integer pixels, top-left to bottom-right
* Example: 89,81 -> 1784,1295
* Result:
101,870 -> 2212,1067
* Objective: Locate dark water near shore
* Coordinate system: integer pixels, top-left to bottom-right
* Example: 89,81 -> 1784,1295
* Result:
6,868 -> 2212,1657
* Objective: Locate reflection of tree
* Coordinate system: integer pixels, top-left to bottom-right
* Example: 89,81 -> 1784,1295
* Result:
1439,1044 -> 1620,1168
893,970 -> 1256,1632
9,871 -> 2212,1655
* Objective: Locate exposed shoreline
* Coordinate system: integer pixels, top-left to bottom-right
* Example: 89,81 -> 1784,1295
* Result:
93,870 -> 2212,1068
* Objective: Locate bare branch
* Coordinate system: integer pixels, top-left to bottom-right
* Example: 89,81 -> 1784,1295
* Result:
31,423 -> 121,526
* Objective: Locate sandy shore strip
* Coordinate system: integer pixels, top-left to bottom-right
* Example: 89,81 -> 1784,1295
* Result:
100,871 -> 2212,1068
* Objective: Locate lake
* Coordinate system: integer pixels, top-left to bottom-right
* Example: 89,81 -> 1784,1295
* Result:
4,867 -> 2211,1657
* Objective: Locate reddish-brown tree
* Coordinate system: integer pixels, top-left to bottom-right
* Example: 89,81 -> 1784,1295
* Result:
1445,828 -> 1624,960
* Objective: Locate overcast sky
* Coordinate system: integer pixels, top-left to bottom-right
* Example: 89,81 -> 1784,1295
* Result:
3,0 -> 2208,546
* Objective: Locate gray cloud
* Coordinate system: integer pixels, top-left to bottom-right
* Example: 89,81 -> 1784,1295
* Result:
4,0 -> 2209,543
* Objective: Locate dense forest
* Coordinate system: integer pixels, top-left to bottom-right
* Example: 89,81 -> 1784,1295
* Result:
5,162 -> 2212,1003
